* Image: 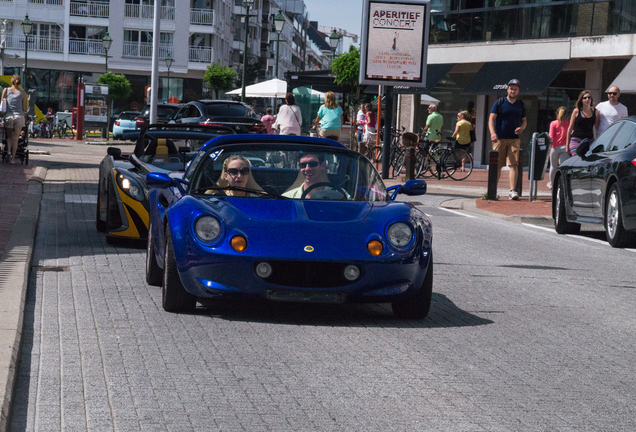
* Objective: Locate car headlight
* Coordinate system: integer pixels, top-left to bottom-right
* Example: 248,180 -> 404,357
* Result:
387,222 -> 413,248
194,216 -> 222,243
115,171 -> 145,201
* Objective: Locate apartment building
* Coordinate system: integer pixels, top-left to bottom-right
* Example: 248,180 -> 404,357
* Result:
395,0 -> 636,167
0,0 -> 233,112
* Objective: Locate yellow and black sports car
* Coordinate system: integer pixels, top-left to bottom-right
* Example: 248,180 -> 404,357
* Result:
95,124 -> 235,242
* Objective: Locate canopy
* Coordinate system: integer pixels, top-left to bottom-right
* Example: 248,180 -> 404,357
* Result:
419,94 -> 440,104
226,78 -> 287,98
462,60 -> 568,95
608,57 -> 636,93
292,87 -> 325,100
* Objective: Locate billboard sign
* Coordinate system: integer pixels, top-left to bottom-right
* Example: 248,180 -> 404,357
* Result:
359,0 -> 430,87
83,83 -> 109,126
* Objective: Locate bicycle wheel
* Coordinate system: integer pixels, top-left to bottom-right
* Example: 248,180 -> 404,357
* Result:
415,149 -> 426,177
67,126 -> 75,139
56,126 -> 62,139
365,145 -> 383,165
391,148 -> 406,178
446,149 -> 474,181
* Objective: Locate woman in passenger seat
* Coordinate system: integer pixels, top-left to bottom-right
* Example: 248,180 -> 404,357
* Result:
215,155 -> 263,197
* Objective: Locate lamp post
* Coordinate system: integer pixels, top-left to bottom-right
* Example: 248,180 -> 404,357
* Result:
20,14 -> 32,88
102,31 -> 112,73
273,11 -> 285,79
240,0 -> 255,103
165,53 -> 173,100
329,29 -> 340,64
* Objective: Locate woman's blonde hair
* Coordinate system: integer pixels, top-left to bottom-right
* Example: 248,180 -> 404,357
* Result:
458,110 -> 469,120
324,91 -> 338,109
11,74 -> 21,86
217,155 -> 263,193
555,106 -> 567,122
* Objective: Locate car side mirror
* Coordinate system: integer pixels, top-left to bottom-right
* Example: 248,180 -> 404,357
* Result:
574,138 -> 591,157
146,172 -> 173,189
591,143 -> 604,154
400,180 -> 427,196
107,147 -> 121,157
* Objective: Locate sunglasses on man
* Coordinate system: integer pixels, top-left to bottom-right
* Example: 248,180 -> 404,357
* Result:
226,167 -> 250,176
608,92 -> 618,96
299,161 -> 320,168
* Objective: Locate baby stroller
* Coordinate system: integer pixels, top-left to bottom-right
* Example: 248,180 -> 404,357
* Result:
1,116 -> 30,164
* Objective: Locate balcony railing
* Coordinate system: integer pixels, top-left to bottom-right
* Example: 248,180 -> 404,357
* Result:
189,46 -> 213,62
190,8 -> 214,26
69,38 -> 106,55
27,0 -> 63,4
70,1 -> 109,18
124,4 -> 175,20
4,35 -> 63,53
122,41 -> 173,59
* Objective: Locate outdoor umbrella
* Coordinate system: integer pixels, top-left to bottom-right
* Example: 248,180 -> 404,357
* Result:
226,78 -> 287,98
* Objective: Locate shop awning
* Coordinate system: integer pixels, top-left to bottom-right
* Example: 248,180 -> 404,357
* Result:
462,60 -> 568,95
608,56 -> 636,93
364,63 -> 454,95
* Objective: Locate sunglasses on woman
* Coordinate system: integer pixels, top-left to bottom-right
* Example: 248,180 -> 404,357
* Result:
299,161 -> 320,168
227,167 -> 250,176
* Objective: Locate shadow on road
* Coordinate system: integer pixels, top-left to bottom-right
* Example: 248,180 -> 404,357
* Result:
197,292 -> 493,328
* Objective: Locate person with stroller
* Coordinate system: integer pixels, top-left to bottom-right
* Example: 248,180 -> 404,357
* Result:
2,75 -> 28,164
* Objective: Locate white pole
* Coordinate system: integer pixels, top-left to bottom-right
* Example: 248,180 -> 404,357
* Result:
149,0 -> 161,124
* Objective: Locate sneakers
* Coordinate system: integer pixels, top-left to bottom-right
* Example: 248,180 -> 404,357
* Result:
509,190 -> 519,200
9,160 -> 16,164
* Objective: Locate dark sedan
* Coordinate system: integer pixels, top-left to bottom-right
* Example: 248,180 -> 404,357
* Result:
171,100 -> 266,135
553,116 -> 636,247
135,103 -> 181,129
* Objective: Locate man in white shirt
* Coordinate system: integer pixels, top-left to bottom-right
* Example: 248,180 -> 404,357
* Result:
596,86 -> 628,137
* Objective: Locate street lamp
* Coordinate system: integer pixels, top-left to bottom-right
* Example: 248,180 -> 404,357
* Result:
165,53 -> 173,100
20,14 -> 32,88
329,29 -> 340,63
240,0 -> 255,102
102,31 -> 112,73
273,11 -> 285,79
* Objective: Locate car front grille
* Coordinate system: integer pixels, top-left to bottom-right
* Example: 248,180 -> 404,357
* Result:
258,261 -> 358,288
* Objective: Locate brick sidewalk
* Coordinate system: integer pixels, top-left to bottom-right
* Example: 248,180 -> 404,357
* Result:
0,161 -> 40,262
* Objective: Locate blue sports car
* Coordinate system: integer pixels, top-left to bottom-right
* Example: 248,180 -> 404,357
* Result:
146,135 -> 433,318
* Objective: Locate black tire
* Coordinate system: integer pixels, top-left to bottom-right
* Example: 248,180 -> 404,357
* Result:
415,149 -> 426,178
146,221 -> 163,286
365,145 -> 383,165
392,254 -> 433,319
162,226 -> 196,313
605,183 -> 635,248
392,148 -> 406,178
95,184 -> 106,232
68,127 -> 75,139
554,177 -> 580,235
446,149 -> 473,181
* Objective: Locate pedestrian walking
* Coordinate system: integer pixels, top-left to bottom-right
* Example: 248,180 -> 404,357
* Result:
488,78 -> 527,200
596,86 -> 628,137
1,75 -> 28,165
424,104 -> 443,142
547,106 -> 570,190
261,107 -> 276,135
355,104 -> 367,149
312,91 -> 343,141
566,90 -> 599,157
273,93 -> 302,136
451,110 -> 473,171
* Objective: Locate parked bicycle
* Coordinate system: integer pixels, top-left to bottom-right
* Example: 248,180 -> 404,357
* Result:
364,126 -> 407,178
55,119 -> 75,139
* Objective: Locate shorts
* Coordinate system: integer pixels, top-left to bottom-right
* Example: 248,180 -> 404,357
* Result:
492,138 -> 520,168
319,128 -> 340,141
4,114 -> 25,132
455,142 -> 473,152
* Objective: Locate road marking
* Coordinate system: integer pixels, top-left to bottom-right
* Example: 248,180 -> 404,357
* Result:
425,213 -> 432,217
438,207 -> 477,218
522,223 -> 553,232
565,234 -> 607,245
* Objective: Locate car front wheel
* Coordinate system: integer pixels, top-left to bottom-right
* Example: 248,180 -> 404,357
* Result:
392,254 -> 433,319
162,225 -> 196,312
554,177 -> 580,235
146,221 -> 163,286
605,183 -> 635,248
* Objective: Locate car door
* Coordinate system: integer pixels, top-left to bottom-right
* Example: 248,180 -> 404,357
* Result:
591,122 -> 636,219
172,106 -> 189,124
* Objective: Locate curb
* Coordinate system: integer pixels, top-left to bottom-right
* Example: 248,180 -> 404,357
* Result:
440,197 -> 554,226
0,166 -> 47,432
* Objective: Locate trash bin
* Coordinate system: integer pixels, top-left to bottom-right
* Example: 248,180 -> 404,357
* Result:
529,132 -> 551,181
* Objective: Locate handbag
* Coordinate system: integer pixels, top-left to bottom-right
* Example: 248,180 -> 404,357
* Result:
0,92 -> 6,115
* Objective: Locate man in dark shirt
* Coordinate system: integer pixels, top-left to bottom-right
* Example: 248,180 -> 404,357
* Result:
488,79 -> 527,200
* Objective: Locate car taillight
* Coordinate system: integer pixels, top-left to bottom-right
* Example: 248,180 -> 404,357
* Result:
115,120 -> 120,126
136,118 -> 146,126
251,124 -> 267,132
200,122 -> 223,127
632,158 -> 636,168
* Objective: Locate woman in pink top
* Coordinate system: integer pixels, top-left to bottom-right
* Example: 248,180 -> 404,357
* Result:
548,106 -> 570,189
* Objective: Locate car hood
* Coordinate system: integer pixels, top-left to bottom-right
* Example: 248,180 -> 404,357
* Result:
210,198 -> 373,222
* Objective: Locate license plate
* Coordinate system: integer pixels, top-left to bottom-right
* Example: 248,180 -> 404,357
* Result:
265,289 -> 346,304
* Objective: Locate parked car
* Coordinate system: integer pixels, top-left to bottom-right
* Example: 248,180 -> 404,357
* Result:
96,124 -> 236,242
145,134 -> 433,318
135,103 -> 181,130
171,100 -> 267,139
113,111 -> 140,140
553,116 -> 636,247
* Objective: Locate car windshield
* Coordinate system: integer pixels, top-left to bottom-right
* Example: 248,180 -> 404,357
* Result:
204,103 -> 256,118
141,106 -> 178,120
119,112 -> 139,120
189,143 -> 389,201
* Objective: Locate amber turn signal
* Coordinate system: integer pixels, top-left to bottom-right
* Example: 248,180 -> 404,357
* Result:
366,240 -> 383,256
230,235 -> 248,251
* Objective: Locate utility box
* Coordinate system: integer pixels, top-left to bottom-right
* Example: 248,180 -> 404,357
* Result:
529,132 -> 551,181
56,111 -> 73,127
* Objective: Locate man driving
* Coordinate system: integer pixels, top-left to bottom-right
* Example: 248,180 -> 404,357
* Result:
283,153 -> 330,198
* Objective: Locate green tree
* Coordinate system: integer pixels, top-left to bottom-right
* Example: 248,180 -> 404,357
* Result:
332,46 -> 362,149
204,62 -> 238,99
234,59 -> 264,91
97,72 -> 132,101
